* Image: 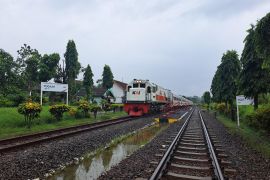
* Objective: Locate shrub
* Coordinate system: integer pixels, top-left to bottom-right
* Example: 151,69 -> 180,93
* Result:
78,100 -> 91,118
90,104 -> 102,119
68,107 -> 77,117
216,103 -> 226,114
49,104 -> 70,121
18,100 -> 42,128
111,104 -> 124,112
246,105 -> 270,131
101,99 -> 111,112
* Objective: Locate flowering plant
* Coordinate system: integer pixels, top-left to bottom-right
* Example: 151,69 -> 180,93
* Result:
18,100 -> 42,128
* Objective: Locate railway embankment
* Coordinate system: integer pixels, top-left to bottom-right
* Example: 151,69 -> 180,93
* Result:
100,109 -> 270,179
202,111 -> 270,179
0,115 -> 154,179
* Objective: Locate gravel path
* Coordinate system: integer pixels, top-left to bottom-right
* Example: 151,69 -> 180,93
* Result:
98,109 -> 190,180
0,116 -> 157,180
201,110 -> 270,179
99,109 -> 270,180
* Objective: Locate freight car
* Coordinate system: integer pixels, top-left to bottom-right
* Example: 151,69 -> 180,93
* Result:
124,79 -> 192,116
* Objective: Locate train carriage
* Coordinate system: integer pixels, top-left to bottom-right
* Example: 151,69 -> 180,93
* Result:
124,79 -> 192,116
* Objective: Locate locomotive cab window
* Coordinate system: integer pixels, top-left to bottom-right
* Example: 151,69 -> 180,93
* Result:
127,86 -> 131,92
147,86 -> 151,93
133,83 -> 138,88
140,83 -> 145,88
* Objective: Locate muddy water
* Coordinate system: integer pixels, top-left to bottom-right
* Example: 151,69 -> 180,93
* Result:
50,123 -> 169,180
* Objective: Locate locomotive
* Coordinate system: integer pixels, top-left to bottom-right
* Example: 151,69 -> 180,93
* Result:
124,79 -> 192,116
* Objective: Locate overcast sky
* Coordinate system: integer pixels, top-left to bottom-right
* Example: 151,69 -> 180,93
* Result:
0,0 -> 270,96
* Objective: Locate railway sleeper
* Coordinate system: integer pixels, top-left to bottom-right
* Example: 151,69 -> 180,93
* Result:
175,150 -> 209,157
177,146 -> 207,152
172,156 -> 211,165
164,171 -> 213,180
181,139 -> 205,144
180,142 -> 206,147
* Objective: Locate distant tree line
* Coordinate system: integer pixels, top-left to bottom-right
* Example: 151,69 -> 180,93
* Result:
204,12 -> 270,120
0,40 -> 114,106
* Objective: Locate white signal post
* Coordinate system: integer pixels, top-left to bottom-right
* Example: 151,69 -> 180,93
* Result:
40,82 -> 69,106
236,95 -> 254,127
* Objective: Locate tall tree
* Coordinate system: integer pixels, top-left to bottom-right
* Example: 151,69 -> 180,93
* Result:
211,69 -> 222,102
39,53 -> 60,82
16,44 -> 39,74
202,91 -> 211,109
239,25 -> 270,109
255,12 -> 270,68
17,44 -> 41,96
102,65 -> 114,89
64,40 -> 81,96
211,50 -> 240,119
25,54 -> 40,96
0,49 -> 17,95
83,65 -> 94,100
219,50 -> 240,107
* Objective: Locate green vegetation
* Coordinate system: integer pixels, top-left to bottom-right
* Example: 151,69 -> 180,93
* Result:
203,13 -> 270,148
216,112 -> 270,158
102,64 -> 114,90
0,106 -> 127,139
83,65 -> 94,101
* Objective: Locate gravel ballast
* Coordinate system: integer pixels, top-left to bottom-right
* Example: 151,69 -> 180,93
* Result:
99,109 -> 270,179
201,111 -> 270,179
98,109 -> 190,179
0,116 -> 159,179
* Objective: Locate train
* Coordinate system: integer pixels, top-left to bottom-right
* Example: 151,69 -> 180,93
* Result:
124,79 -> 193,116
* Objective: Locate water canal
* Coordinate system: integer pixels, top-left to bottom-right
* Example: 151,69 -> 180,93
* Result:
49,123 -> 169,180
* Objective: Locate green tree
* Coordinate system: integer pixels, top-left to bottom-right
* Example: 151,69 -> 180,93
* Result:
211,69 -> 222,102
39,53 -> 60,82
25,54 -> 40,96
0,49 -> 17,95
17,44 -> 41,96
219,50 -> 240,106
83,65 -> 94,100
239,25 -> 270,109
102,65 -> 114,89
202,91 -> 211,109
64,40 -> 81,97
16,44 -> 39,74
211,50 -> 240,119
255,12 -> 270,68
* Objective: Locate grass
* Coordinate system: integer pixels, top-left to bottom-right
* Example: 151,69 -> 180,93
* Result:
216,112 -> 270,158
0,106 -> 127,140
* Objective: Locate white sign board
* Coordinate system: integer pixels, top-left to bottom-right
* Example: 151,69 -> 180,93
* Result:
236,95 -> 254,106
40,82 -> 68,105
236,95 -> 254,127
41,82 -> 68,92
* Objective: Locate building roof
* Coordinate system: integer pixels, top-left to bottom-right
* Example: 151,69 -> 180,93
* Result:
76,87 -> 107,97
113,80 -> 127,90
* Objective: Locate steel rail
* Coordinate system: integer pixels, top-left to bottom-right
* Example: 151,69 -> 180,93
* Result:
150,107 -> 195,180
0,116 -> 137,152
199,110 -> 224,180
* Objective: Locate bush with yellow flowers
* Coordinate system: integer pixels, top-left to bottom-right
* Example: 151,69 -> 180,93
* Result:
78,100 -> 91,118
18,100 -> 42,128
49,104 -> 70,121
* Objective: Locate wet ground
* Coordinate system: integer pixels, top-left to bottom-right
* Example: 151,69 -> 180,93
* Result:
49,123 -> 169,180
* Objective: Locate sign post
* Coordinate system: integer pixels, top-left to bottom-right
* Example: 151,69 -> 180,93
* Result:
40,82 -> 69,105
236,95 -> 254,127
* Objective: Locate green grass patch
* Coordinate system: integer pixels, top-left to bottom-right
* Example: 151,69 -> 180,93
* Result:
216,113 -> 270,158
0,106 -> 127,139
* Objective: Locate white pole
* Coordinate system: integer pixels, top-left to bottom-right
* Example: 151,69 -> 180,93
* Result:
236,97 -> 240,127
66,89 -> 69,105
40,90 -> 43,106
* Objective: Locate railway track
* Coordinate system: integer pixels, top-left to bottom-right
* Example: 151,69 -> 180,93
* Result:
0,116 -> 136,153
150,108 -> 236,179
